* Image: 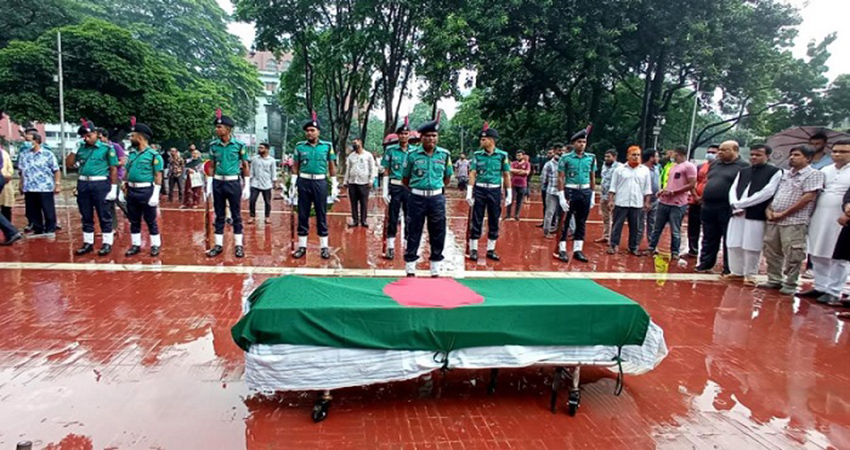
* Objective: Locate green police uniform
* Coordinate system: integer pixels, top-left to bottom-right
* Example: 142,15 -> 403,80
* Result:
381,144 -> 409,180
558,151 -> 597,187
76,141 -> 119,176
295,140 -> 337,175
209,138 -> 249,176
402,147 -> 453,190
126,147 -> 163,183
471,148 -> 510,185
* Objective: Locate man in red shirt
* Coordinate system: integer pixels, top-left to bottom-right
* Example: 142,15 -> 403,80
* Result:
506,150 -> 530,220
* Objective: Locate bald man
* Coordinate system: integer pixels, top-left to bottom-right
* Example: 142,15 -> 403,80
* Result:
695,140 -> 750,274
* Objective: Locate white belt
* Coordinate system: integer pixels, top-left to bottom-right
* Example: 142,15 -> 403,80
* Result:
213,175 -> 239,181
127,182 -> 152,188
390,179 -> 404,186
475,183 -> 501,189
300,173 -> 326,180
78,176 -> 107,181
411,188 -> 442,197
566,184 -> 591,189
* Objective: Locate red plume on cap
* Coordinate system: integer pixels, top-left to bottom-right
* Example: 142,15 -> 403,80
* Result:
130,116 -> 136,127
80,118 -> 87,126
436,110 -> 442,123
311,110 -> 317,122
216,108 -> 222,120
404,116 -> 409,127
585,124 -> 593,137
483,121 -> 489,131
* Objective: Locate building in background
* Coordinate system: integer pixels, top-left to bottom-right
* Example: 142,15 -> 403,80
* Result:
240,51 -> 292,159
0,114 -> 75,162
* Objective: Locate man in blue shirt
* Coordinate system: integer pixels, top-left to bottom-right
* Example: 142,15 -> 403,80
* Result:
18,132 -> 60,237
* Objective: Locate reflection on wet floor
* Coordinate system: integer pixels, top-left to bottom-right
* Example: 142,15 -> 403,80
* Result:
0,196 -> 848,449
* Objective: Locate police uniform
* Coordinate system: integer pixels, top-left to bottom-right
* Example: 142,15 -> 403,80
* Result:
290,115 -> 338,260
74,120 -> 120,256
467,125 -> 511,261
207,113 -> 250,258
124,121 -> 163,257
380,122 -> 412,259
557,129 -> 596,262
402,119 -> 453,277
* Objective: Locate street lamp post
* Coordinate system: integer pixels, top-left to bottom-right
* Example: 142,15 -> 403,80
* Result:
57,31 -> 67,176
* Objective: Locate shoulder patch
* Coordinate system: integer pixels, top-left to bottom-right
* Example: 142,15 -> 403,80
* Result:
154,157 -> 161,165
109,151 -> 116,157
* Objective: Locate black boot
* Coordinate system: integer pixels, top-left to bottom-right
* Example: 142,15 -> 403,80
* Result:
320,247 -> 331,259
556,250 -> 569,262
125,245 -> 141,256
98,244 -> 112,256
384,248 -> 395,260
150,246 -> 160,257
486,250 -> 500,261
206,245 -> 223,257
235,246 -> 245,258
573,251 -> 589,262
469,249 -> 479,261
292,247 -> 307,258
75,243 -> 94,255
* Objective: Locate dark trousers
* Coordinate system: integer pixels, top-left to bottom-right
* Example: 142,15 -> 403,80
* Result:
168,176 -> 183,202
1,206 -> 10,222
0,178 -> 18,239
386,184 -> 409,238
348,184 -> 370,224
404,193 -> 446,262
25,192 -> 57,233
698,203 -> 732,273
559,188 -> 592,242
297,178 -> 328,237
610,206 -> 642,252
457,177 -> 469,191
687,203 -> 701,255
505,186 -> 527,219
470,186 -> 502,240
127,187 -> 159,235
213,179 -> 243,235
77,180 -> 113,233
249,187 -> 272,217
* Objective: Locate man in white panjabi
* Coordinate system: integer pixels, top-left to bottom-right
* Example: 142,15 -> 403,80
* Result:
726,144 -> 782,285
802,139 -> 850,304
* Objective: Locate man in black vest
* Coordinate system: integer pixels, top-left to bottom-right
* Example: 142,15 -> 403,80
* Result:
725,144 -> 782,284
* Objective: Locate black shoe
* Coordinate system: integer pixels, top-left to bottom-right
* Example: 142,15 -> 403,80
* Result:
125,245 -> 141,256
292,247 -> 307,259
206,245 -> 223,257
486,250 -> 500,261
150,246 -> 160,257
798,288 -> 825,298
1,232 -> 23,246
98,244 -> 112,256
556,250 -> 569,262
573,251 -> 589,262
384,248 -> 395,260
24,224 -> 33,233
75,243 -> 94,255
348,222 -> 358,228
469,249 -> 479,261
320,247 -> 331,259
55,224 -> 62,230
406,272 -> 416,278
361,222 -> 368,228
235,246 -> 245,258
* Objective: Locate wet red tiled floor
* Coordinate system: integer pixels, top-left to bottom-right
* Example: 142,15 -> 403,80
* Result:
1,192 -> 848,449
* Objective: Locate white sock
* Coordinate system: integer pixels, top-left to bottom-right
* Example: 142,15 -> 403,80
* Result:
84,232 -> 95,244
235,234 -> 243,246
102,232 -> 114,245
487,239 -> 496,251
215,234 -> 224,247
320,236 -> 328,249
470,239 -> 478,251
559,241 -> 566,252
150,234 -> 161,247
387,238 -> 395,250
573,240 -> 584,252
298,236 -> 308,248
131,233 -> 141,247
430,260 -> 440,275
405,261 -> 416,274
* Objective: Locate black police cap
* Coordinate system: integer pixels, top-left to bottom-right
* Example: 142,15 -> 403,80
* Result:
77,118 -> 96,137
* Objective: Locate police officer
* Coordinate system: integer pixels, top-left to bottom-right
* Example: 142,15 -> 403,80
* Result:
466,122 -> 512,261
402,115 -> 454,277
65,119 -> 119,256
556,129 -> 596,262
123,118 -> 163,257
206,109 -> 250,258
380,117 -> 412,259
288,112 -> 339,259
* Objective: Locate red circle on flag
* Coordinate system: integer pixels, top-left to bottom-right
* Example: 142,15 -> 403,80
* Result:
384,278 -> 484,309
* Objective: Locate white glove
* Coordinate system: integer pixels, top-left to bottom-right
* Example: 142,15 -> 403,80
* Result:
558,191 -> 569,212
329,177 -> 340,203
505,188 -> 513,207
118,188 -> 125,203
290,195 -> 298,206
590,191 -> 596,208
242,177 -> 251,200
205,177 -> 213,200
466,185 -> 474,207
382,176 -> 390,204
288,175 -> 299,199
105,184 -> 118,201
148,185 -> 161,207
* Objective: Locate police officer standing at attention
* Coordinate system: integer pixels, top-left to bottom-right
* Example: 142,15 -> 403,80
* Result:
65,119 -> 119,256
206,109 -> 250,258
123,117 -> 163,257
288,111 -> 339,260
381,116 -> 412,260
466,122 -> 512,261
402,113 -> 454,277
556,128 -> 596,262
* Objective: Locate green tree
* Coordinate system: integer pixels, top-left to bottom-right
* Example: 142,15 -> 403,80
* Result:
0,0 -> 77,50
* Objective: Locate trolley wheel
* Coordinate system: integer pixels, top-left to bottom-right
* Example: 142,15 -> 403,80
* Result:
311,398 -> 330,423
567,390 -> 580,417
